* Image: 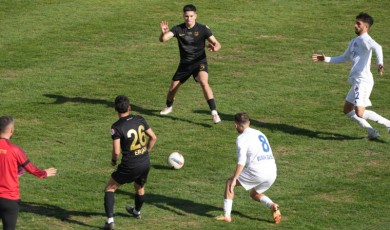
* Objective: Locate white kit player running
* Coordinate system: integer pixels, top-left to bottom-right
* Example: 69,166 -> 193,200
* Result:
312,12 -> 390,140
216,112 -> 281,224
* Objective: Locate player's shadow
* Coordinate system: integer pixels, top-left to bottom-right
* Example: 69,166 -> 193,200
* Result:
193,110 -> 366,141
20,201 -> 127,229
116,190 -> 270,223
42,94 -> 212,128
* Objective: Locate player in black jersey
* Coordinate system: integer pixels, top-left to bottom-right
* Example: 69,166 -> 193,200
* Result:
159,4 -> 222,124
103,95 -> 157,230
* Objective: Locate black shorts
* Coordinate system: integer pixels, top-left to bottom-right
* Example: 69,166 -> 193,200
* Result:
0,198 -> 20,230
172,62 -> 208,83
111,163 -> 150,187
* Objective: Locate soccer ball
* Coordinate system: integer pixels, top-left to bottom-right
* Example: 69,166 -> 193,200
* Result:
167,152 -> 184,169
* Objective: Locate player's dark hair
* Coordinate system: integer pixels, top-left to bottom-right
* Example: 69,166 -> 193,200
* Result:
0,116 -> 14,134
234,112 -> 250,126
183,4 -> 196,12
114,95 -> 130,113
356,12 -> 374,27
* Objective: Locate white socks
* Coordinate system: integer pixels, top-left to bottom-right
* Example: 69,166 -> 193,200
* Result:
224,196 -> 274,217
346,110 -> 373,129
363,110 -> 390,127
223,199 -> 233,217
107,217 -> 114,224
259,196 -> 274,209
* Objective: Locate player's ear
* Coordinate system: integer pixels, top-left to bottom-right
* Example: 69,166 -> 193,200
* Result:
9,124 -> 14,136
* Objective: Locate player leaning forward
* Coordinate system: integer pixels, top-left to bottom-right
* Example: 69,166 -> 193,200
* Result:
312,12 -> 390,140
159,4 -> 222,124
103,96 -> 157,230
216,112 -> 281,224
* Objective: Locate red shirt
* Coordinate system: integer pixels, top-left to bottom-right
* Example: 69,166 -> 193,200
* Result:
0,139 -> 47,200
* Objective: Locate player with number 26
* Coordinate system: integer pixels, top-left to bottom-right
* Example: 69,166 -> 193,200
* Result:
102,95 -> 157,230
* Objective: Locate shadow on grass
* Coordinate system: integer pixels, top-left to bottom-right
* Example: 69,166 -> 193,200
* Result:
42,94 -> 212,128
20,201 -> 127,229
116,190 -> 270,223
193,109 -> 370,141
152,164 -> 173,170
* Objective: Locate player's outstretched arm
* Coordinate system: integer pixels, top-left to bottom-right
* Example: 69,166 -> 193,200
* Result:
44,168 -> 57,177
311,53 -> 325,62
159,21 -> 174,42
23,159 -> 54,178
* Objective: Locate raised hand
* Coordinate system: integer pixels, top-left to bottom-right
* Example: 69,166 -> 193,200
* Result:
160,21 -> 169,33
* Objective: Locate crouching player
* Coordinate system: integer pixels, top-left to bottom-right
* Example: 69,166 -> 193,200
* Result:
216,112 -> 281,224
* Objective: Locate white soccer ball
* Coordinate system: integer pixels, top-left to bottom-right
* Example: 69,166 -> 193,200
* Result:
167,152 -> 184,169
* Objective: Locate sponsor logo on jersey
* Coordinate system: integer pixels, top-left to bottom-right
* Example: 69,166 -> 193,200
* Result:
256,154 -> 274,161
179,33 -> 185,36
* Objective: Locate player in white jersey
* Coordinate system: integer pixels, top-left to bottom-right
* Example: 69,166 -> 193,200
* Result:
312,12 -> 390,140
216,112 -> 281,224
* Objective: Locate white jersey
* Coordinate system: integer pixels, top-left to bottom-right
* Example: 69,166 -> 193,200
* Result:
236,127 -> 276,174
324,33 -> 383,85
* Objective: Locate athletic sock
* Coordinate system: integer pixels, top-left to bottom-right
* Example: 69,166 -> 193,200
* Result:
259,196 -> 273,209
104,192 -> 115,219
223,199 -> 233,217
346,110 -> 373,129
363,110 -> 390,127
207,99 -> 217,111
107,217 -> 114,224
166,99 -> 174,107
134,194 -> 145,213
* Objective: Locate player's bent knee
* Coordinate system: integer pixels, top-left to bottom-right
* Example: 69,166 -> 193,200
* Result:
249,190 -> 257,199
250,190 -> 263,200
356,111 -> 365,118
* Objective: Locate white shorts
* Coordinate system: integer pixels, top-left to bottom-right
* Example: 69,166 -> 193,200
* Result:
346,83 -> 373,107
238,165 -> 277,194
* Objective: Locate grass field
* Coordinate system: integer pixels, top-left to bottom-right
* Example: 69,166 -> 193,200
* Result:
1,0 -> 389,229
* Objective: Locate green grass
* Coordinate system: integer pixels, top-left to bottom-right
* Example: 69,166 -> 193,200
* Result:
1,0 -> 389,229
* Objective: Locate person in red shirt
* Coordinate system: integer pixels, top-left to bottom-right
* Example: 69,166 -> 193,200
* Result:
0,116 -> 57,230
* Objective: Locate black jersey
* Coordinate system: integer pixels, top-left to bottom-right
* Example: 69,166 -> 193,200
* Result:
111,114 -> 150,168
171,22 -> 213,64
